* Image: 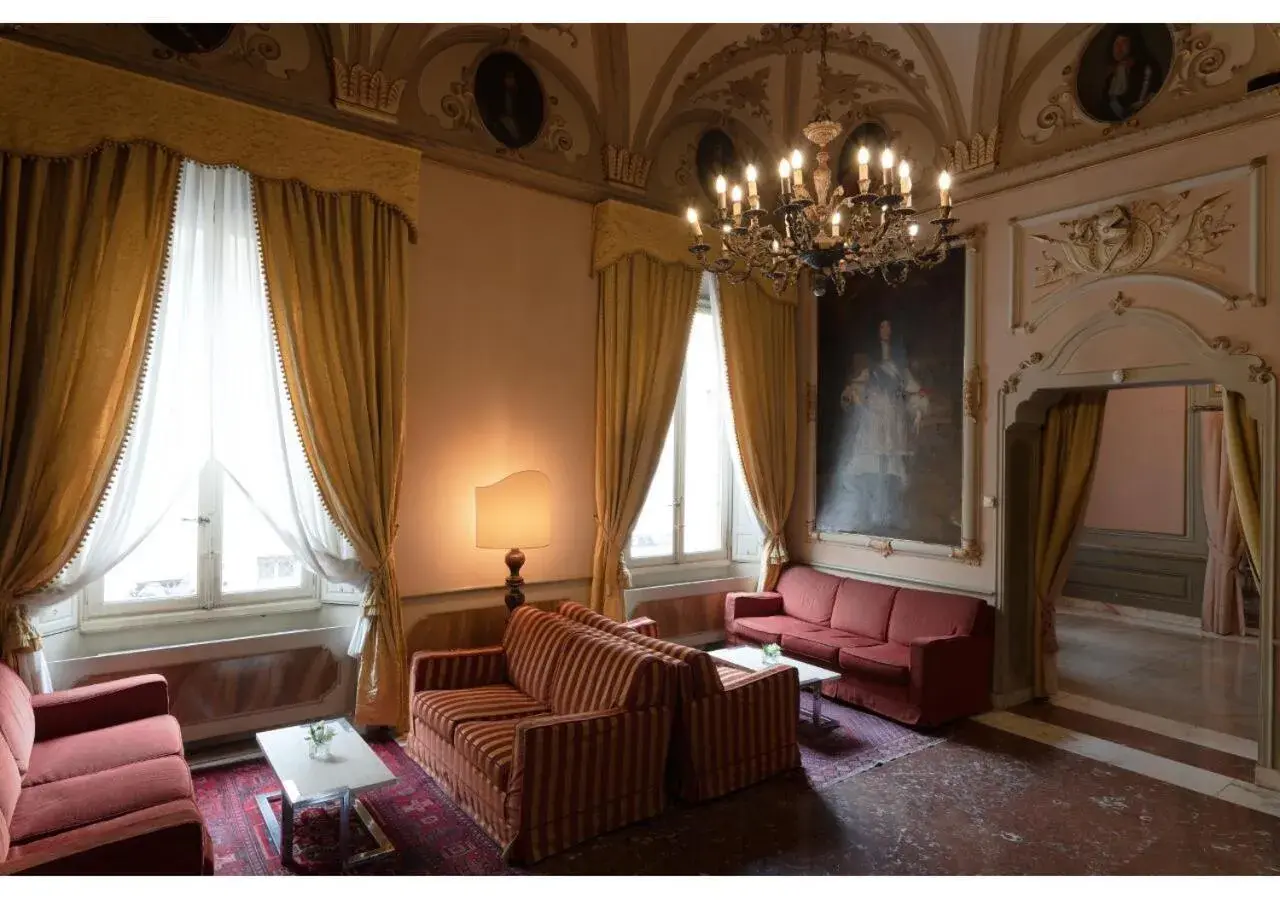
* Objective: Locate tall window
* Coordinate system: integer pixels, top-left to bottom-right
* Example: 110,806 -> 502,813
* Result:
629,292 -> 755,568
61,161 -> 356,628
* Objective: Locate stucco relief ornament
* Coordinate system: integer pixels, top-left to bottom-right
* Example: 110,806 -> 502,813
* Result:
1000,352 -> 1044,394
949,539 -> 982,566
1031,191 -> 1236,293
695,67 -> 774,129
962,365 -> 983,421
1208,338 -> 1273,382
868,538 -> 895,558
1022,67 -> 1085,145
440,66 -> 480,132
1167,26 -> 1233,96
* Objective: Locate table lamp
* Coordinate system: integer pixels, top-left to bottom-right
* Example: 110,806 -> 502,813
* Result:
475,470 -> 551,612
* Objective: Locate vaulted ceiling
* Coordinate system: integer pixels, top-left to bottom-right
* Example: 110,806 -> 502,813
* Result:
12,23 -> 1280,209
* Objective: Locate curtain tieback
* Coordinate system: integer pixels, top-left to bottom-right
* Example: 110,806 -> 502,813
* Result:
361,552 -> 396,617
1205,537 -> 1240,564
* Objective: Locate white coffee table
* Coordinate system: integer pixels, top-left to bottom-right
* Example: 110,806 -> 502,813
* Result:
255,718 -> 397,871
710,645 -> 843,729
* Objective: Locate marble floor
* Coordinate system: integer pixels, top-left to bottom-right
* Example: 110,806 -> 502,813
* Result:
534,719 -> 1280,875
1056,612 -> 1259,740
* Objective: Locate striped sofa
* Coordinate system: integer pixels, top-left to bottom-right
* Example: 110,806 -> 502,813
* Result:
406,605 -> 674,864
558,602 -> 800,803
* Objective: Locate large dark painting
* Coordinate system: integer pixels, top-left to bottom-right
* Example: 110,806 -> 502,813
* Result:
1075,24 -> 1173,124
475,51 -> 545,149
815,252 -> 967,546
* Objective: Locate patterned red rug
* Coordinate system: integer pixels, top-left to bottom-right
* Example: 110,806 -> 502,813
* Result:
192,741 -> 515,876
797,699 -> 947,790
193,705 -> 942,875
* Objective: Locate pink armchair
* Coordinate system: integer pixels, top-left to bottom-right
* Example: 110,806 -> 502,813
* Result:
0,664 -> 211,875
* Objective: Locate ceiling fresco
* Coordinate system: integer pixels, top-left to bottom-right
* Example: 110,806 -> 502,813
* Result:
9,23 -> 1280,210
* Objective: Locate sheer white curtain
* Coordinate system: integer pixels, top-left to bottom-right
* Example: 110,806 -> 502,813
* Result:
36,161 -> 363,612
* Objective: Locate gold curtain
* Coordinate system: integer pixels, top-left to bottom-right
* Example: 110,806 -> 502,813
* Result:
253,177 -> 410,731
0,143 -> 180,667
716,277 -> 798,590
590,254 -> 702,618
1032,391 -> 1108,697
1223,390 -> 1263,581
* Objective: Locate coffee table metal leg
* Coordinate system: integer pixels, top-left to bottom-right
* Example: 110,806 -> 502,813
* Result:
811,684 -> 822,726
280,792 -> 295,866
338,790 -> 353,872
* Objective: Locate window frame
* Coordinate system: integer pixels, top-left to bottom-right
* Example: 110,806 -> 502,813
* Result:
626,299 -> 735,571
81,460 -> 319,628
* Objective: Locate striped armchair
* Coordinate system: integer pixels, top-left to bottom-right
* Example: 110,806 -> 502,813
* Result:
558,602 -> 800,802
406,606 -> 674,864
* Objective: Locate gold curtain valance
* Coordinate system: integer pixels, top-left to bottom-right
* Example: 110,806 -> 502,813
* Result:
0,39 -> 420,232
591,199 -> 794,303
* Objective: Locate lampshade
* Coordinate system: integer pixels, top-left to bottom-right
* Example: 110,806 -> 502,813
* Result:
475,470 -> 551,550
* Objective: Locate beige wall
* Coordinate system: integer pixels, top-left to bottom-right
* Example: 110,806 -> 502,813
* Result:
1084,385 -> 1187,535
396,159 -> 598,599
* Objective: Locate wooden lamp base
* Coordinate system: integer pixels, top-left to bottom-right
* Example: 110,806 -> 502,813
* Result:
504,548 -> 527,612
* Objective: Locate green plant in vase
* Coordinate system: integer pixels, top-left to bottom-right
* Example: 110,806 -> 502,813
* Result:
761,642 -> 782,663
305,721 -> 336,760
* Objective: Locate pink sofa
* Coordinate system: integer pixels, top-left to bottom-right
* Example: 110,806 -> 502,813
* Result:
725,565 -> 994,727
0,664 -> 212,875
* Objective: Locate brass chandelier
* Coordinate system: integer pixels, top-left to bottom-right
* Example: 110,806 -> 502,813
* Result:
684,25 -> 957,297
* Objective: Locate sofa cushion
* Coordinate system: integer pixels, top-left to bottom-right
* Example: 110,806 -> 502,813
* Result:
9,754 -> 194,844
775,566 -> 841,626
887,588 -> 985,646
0,731 -> 19,860
0,664 -> 34,775
728,615 -> 824,645
453,719 -> 519,790
829,578 -> 898,642
550,628 -> 664,715
502,606 -> 575,702
22,714 -> 184,788
838,643 -> 911,685
782,629 -> 882,665
411,684 -> 547,742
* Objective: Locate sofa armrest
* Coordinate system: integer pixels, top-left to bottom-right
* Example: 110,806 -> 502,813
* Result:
508,706 -> 672,833
702,665 -> 799,739
0,799 -> 210,875
621,616 -> 659,638
410,646 -> 507,695
31,674 -> 169,741
909,634 -> 993,723
724,591 -> 784,623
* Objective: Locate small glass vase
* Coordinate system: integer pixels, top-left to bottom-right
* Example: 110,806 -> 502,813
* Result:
306,738 -> 332,761
762,645 -> 781,664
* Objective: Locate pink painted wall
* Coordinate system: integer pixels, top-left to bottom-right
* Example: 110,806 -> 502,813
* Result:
1083,385 -> 1187,534
394,160 -> 598,597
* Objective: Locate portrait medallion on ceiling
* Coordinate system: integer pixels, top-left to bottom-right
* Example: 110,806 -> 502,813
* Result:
474,50 -> 546,150
1075,24 -> 1175,124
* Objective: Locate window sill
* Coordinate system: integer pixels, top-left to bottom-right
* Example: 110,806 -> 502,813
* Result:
623,562 -> 757,611
77,597 -> 322,635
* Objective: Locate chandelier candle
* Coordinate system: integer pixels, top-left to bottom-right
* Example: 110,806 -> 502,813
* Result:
938,170 -> 952,208
716,174 -> 728,215
856,146 -> 871,195
778,158 -> 792,199
898,161 -> 913,209
880,147 -> 895,194
686,207 -> 703,240
790,149 -> 804,189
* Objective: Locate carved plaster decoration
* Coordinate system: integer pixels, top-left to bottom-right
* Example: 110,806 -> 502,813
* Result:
868,538 -> 895,558
1112,369 -> 1128,384
962,366 -> 983,422
530,24 -> 579,49
816,59 -> 895,114
949,539 -> 983,566
1167,26 -> 1235,97
332,58 -> 406,124
541,104 -> 574,155
1109,291 -> 1134,315
695,67 -> 773,129
1021,67 -> 1085,145
1173,193 -> 1236,273
941,127 -> 999,175
1210,337 -> 1275,382
439,66 -> 479,132
1030,192 -> 1238,291
670,25 -> 929,114
603,145 -> 652,191
1000,352 -> 1044,395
